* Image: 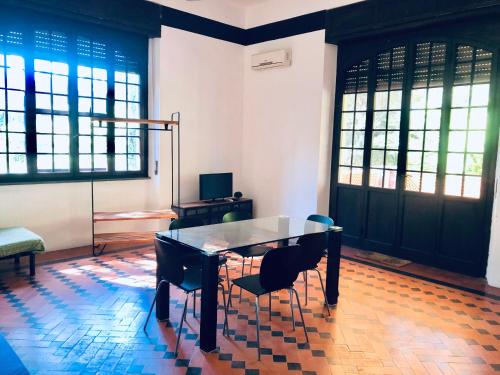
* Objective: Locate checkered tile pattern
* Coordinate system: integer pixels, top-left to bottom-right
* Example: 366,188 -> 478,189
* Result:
0,247 -> 499,374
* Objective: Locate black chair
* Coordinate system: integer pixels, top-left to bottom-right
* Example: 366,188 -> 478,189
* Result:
297,232 -> 330,315
222,211 -> 272,304
169,218 -> 230,317
229,245 -> 308,360
143,238 -> 229,356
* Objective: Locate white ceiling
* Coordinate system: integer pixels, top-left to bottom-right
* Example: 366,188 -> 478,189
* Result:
225,0 -> 270,6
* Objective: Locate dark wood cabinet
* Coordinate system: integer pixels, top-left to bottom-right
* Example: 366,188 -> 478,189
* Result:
172,198 -> 253,224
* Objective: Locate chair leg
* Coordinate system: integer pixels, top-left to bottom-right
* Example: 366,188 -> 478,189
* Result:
289,289 -> 295,331
314,268 -> 330,316
292,287 -> 309,343
239,258 -> 245,302
255,296 -> 261,361
143,280 -> 168,331
14,256 -> 20,269
228,283 -> 235,308
219,283 -> 229,336
175,293 -> 189,357
193,292 -> 196,318
268,293 -> 271,321
303,271 -> 308,305
249,256 -> 254,275
224,262 -> 230,293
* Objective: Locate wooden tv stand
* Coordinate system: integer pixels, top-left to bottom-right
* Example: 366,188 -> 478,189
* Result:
172,198 -> 253,224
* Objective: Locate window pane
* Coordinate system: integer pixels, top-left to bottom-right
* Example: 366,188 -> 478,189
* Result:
52,75 -> 68,94
8,90 -> 24,111
54,154 -> 69,171
340,131 -> 353,148
373,112 -> 386,129
8,112 -> 25,132
448,131 -> 466,152
469,108 -> 488,130
446,153 -> 464,174
421,173 -> 436,194
422,152 -> 438,173
374,92 -> 388,110
9,154 -> 27,173
343,94 -> 355,111
115,137 -> 126,154
451,85 -> 470,107
410,89 -> 427,109
467,131 -> 485,153
463,176 -> 481,198
388,90 -> 402,110
445,175 -> 462,196
369,168 -> 383,187
444,45 -> 492,198
78,78 -> 91,96
8,133 -> 25,152
471,84 -> 489,106
115,154 -> 127,171
450,108 -> 468,129
409,110 -> 425,130
341,112 -> 354,129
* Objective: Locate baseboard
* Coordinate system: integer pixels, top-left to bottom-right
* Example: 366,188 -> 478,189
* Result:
0,243 -> 149,274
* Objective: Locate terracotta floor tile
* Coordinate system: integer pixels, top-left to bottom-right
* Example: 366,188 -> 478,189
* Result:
0,247 -> 499,374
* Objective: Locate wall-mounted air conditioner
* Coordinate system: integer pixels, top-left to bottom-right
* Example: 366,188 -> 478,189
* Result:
251,49 -> 292,70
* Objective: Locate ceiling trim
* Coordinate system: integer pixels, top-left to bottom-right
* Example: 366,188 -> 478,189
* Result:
161,5 -> 326,46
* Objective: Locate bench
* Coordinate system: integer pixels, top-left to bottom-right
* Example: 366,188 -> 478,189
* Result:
0,227 -> 45,276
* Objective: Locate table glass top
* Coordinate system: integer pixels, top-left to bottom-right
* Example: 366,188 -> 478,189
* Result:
156,216 -> 342,253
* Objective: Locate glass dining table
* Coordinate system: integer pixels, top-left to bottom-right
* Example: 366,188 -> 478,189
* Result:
155,215 -> 343,353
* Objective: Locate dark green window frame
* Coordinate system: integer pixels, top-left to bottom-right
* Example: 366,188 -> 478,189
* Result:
0,7 -> 149,185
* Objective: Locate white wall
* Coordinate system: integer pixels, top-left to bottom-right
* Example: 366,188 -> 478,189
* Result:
241,30 -> 336,218
486,135 -> 500,287
157,26 -> 244,202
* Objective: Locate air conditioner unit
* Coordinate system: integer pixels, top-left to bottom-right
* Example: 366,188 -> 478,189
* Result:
251,49 -> 292,70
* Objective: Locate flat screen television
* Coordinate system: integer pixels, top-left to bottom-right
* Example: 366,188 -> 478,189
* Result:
199,173 -> 233,201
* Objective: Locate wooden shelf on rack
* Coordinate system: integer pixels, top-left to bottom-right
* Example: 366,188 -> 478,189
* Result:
90,117 -> 179,125
93,209 -> 177,223
94,231 -> 158,246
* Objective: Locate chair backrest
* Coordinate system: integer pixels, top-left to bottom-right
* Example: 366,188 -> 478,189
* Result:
169,217 -> 204,230
259,245 -> 302,292
155,238 -> 186,286
307,214 -> 334,226
297,232 -> 328,272
222,211 -> 252,223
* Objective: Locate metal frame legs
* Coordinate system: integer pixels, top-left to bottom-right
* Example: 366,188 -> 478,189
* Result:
302,268 -> 331,316
255,296 -> 261,360
144,279 -> 169,331
143,280 -> 229,357
303,271 -> 308,305
175,294 -> 189,356
291,287 -> 309,343
251,288 -> 308,361
313,268 -> 331,316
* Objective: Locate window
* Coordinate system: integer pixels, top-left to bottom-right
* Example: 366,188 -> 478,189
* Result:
369,46 -> 405,189
338,59 -> 369,186
114,67 -> 142,172
0,21 -> 147,183
336,41 -> 493,200
0,32 -> 27,174
444,46 -> 492,198
405,42 -> 446,194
